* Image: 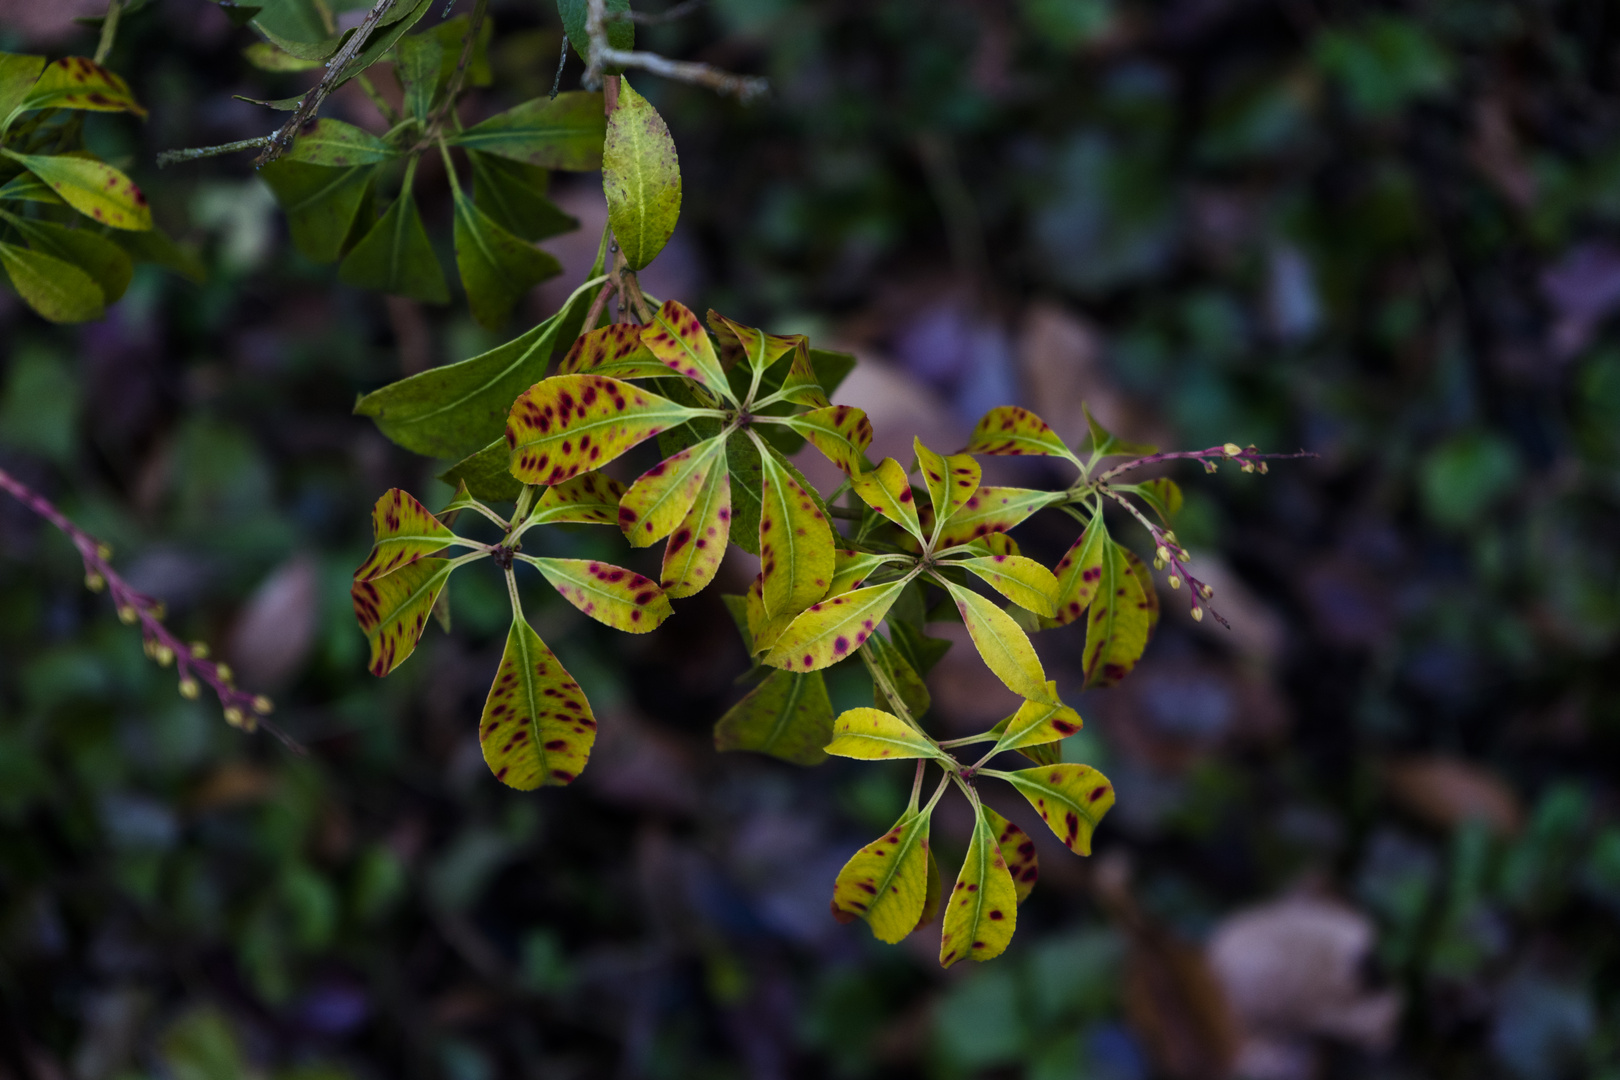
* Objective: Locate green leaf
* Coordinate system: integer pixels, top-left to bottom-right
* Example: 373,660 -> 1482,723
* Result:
438,437 -> 523,501
618,435 -> 726,547
241,41 -> 323,72
470,151 -> 577,243
642,300 -> 731,401
866,628 -> 931,718
395,32 -> 443,122
358,275 -> 602,459
259,160 -> 375,263
16,56 -> 147,118
890,618 -> 952,677
340,186 -> 448,303
285,119 -> 397,166
939,803 -> 1019,967
1045,516 -> 1107,628
661,458 -> 731,597
943,579 -> 1061,705
1082,540 -> 1152,689
0,170 -> 63,205
955,554 -> 1060,618
0,212 -> 131,303
525,557 -> 673,633
354,488 -> 455,581
987,684 -> 1082,756
252,18 -> 344,62
1133,477 -> 1183,524
934,487 -> 1057,550
965,405 -> 1075,459
111,224 -> 207,284
427,14 -> 493,91
530,470 -> 627,525
448,92 -> 607,170
723,430 -> 764,555
917,847 -> 943,930
983,804 -> 1039,905
480,614 -> 597,789
831,808 -> 932,944
713,668 -> 833,766
602,78 -> 681,271
0,241 -> 103,323
1084,402 -> 1157,458
557,0 -> 634,65
331,0 -> 436,84
757,437 -> 836,618
351,556 -> 454,676
452,184 -> 563,329
851,458 -> 924,542
3,151 -> 151,231
0,54 -> 46,125
506,375 -> 705,486
987,763 -> 1115,855
781,405 -> 874,476
762,579 -> 909,673
824,707 -> 941,761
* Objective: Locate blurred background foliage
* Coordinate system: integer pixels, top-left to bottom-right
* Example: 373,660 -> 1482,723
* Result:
2,0 -> 1620,1077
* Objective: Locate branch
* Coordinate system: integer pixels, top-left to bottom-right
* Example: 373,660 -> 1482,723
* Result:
1098,443 -> 1317,482
94,0 -> 124,65
582,0 -> 767,102
424,0 -> 488,139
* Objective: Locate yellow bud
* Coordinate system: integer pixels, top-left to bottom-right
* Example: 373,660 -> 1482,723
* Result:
1258,462 -> 1269,474
1203,461 -> 1218,474
1168,576 -> 1182,590
179,677 -> 200,700
1222,443 -> 1241,457
1163,532 -> 1177,544
1191,605 -> 1204,622
214,663 -> 233,684
1156,545 -> 1171,563
224,707 -> 245,728
1153,556 -> 1167,571
117,605 -> 138,625
96,543 -> 113,560
189,642 -> 209,660
1240,460 -> 1255,473
149,602 -> 166,620
1200,584 -> 1214,599
252,695 -> 274,715
153,644 -> 175,667
85,572 -> 105,593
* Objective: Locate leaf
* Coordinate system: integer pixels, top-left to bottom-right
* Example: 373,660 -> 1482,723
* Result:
955,554 -> 1060,618
983,804 -> 1039,905
988,683 -> 1083,755
358,277 -> 601,459
990,763 -> 1115,855
16,56 -> 147,118
1045,517 -> 1107,628
618,436 -> 725,547
828,549 -> 889,598
4,152 -> 151,231
780,405 -> 873,476
743,572 -> 795,656
660,456 -> 730,597
1134,477 -> 1183,524
939,803 -> 1018,967
891,618 -> 952,677
469,151 -> 576,243
439,438 -> 523,501
831,809 -> 932,944
0,212 -> 131,303
557,0 -> 634,65
0,170 -> 62,204
934,487 -> 1057,550
761,578 -> 909,674
480,615 -> 597,789
779,340 -> 832,408
427,14 -> 494,91
713,668 -> 833,766
1084,402 -> 1157,458
526,557 -> 673,633
448,92 -> 607,170
242,41 -> 323,72
351,557 -> 454,676
354,488 -> 455,582
286,119 -> 397,166
757,442 -> 836,618
1082,540 -> 1153,689
602,79 -> 681,272
0,241 -> 103,323
558,321 -> 667,378
395,32 -> 443,122
642,300 -> 731,401
331,0 -> 436,83
1124,547 -> 1161,638
866,629 -> 931,718
964,405 -> 1073,459
530,470 -> 627,525
258,160 -> 375,263
851,458 -> 924,542
912,438 -> 978,529
110,224 -> 206,284
824,707 -> 940,761
452,184 -> 562,328
943,579 -> 1061,705
507,375 -> 704,486
340,187 -> 448,303
707,311 -> 798,376
252,19 -> 344,61
0,54 -> 46,124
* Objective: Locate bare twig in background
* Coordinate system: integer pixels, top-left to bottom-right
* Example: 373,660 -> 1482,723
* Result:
582,0 -> 767,102
94,0 -> 124,65
424,0 -> 489,139
551,33 -> 571,99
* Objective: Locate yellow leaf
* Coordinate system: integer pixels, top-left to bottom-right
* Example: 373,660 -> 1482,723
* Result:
526,557 -> 673,633
942,580 -> 1060,705
558,321 -> 668,378
824,707 -> 941,761
851,458 -> 923,542
988,681 -> 1083,754
661,459 -> 731,598
4,151 -> 151,231
988,763 -> 1115,855
939,803 -> 1018,967
480,616 -> 596,789
1082,540 -> 1153,688
618,435 -> 725,547
758,440 -> 836,619
529,470 -> 627,526
763,579 -> 908,673
933,486 -> 1057,550
641,299 -> 733,402
914,437 -> 981,528
351,558 -> 453,676
706,310 -> 798,375
780,404 -> 873,476
506,374 -> 703,486
18,56 -> 147,118
354,488 -> 455,582
831,809 -> 932,944
964,405 -> 1073,459
982,804 -> 1039,905
1045,517 -> 1107,627
828,549 -> 890,598
955,554 -> 1060,618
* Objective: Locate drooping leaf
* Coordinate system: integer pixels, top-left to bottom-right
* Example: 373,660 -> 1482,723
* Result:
939,803 -> 1018,967
447,92 -> 607,170
557,0 -> 634,65
0,212 -> 131,303
1045,517 -> 1107,628
330,0 -> 436,84
780,405 -> 873,476
778,340 -> 832,408
761,579 -> 908,673
469,150 -> 576,242
955,554 -> 1060,618
1082,540 -> 1153,689
866,628 -> 931,718
1133,477 -> 1183,524
395,32 -> 443,122
4,152 -> 151,231
713,668 -> 833,766
258,160 -> 375,263
17,56 -> 147,118
988,682 -> 1082,755
339,187 -> 448,302
757,443 -> 836,618
916,847 -> 943,930
602,79 -> 681,272
1084,402 -> 1157,458
529,470 -> 627,525
914,438 -> 981,527
989,763 -> 1115,855
452,184 -> 562,328
824,707 -> 941,761
642,300 -> 731,401
354,488 -> 455,581
526,557 -> 673,633
480,615 -> 596,789
351,557 -> 454,676
964,405 -> 1073,459
286,119 -> 396,166
943,579 -> 1061,705
661,457 -> 731,597
831,809 -> 932,944
933,487 -> 1057,550
828,550 -> 891,598
982,804 -> 1039,905
439,437 -> 523,502
851,458 -> 924,542
558,321 -> 668,378
618,435 -> 725,547
0,241 -> 103,323
506,375 -> 704,486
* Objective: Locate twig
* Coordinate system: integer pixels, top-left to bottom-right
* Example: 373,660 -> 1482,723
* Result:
156,137 -> 272,169
424,0 -> 488,140
94,0 -> 124,65
1098,443 -> 1316,482
550,34 -> 570,99
609,0 -> 705,25
582,0 -> 767,102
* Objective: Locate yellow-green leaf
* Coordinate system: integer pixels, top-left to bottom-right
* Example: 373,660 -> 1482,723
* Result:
831,809 -> 932,944
17,56 -> 147,118
480,615 -> 596,789
866,628 -> 931,718
743,571 -> 797,656
988,682 -> 1082,755
0,211 -> 132,303
914,437 -> 981,527
0,241 -> 103,323
707,310 -> 798,375
989,763 -> 1115,855
506,374 -> 704,486
851,458 -> 923,542
1134,477 -> 1183,524
1084,402 -> 1157,458
1045,517 -> 1107,628
242,41 -> 323,72
942,579 -> 1060,705
916,846 -> 943,930
351,557 -> 454,676
780,405 -> 873,476
828,549 -> 890,598
4,151 -> 151,231
982,805 -> 1039,904
661,457 -> 731,598
526,557 -> 673,633
964,405 -> 1073,459
713,668 -> 832,766
933,487 -> 1056,550
286,118 -> 396,166
824,707 -> 941,761
447,91 -> 607,170
1125,547 -> 1161,638
354,488 -> 455,581
939,804 -> 1018,967
558,321 -> 667,378
641,300 -> 731,401
758,442 -> 836,619
763,579 -> 907,673
602,79 -> 681,272
1082,540 -> 1153,688
0,54 -> 46,124
618,435 -> 725,547
339,188 -> 448,302
451,184 -> 562,328
529,470 -> 627,526
778,339 -> 831,408
955,554 -> 1060,618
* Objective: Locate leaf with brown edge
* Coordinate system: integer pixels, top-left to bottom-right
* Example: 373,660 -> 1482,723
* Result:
713,668 -> 833,766
779,405 -> 873,476
914,437 -> 982,528
942,580 -> 1062,706
18,56 -> 147,118
762,579 -> 908,673
661,456 -> 730,598
1083,540 -> 1153,689
866,628 -> 931,718
640,300 -> 733,402
354,488 -> 455,582
982,804 -> 1039,905
955,554 -> 1060,618
933,487 -> 1057,550
915,846 -> 943,931
828,550 -> 890,598
987,681 -> 1083,755
1124,547 -> 1161,638
558,321 -> 667,379
778,339 -> 832,408
506,374 -> 704,486
529,470 -> 627,526
480,615 -> 597,789
3,151 -> 151,231
939,803 -> 1018,968
618,435 -> 725,547
824,707 -> 942,761
757,443 -> 836,619
964,405 -> 1074,460
831,808 -> 932,944
351,558 -> 454,676
1044,517 -> 1107,628
986,763 -> 1115,856
851,458 -> 924,542
707,310 -> 798,375
525,557 -> 673,633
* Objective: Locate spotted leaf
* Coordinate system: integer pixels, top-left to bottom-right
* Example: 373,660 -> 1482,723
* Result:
529,470 -> 627,525
780,405 -> 873,476
964,405 -> 1073,460
988,763 -> 1115,856
933,487 -> 1056,550
763,579 -> 908,673
982,804 -> 1039,905
558,321 -> 667,379
506,374 -> 704,485
351,557 -> 454,676
828,549 -> 892,598
851,458 -> 924,542
480,615 -> 596,789
824,707 -> 942,761
17,56 -> 147,118
943,580 -> 1061,706
955,555 -> 1060,618
1124,547 -> 1161,638
354,488 -> 455,582
758,442 -> 836,619
3,151 -> 151,231
831,809 -> 932,944
661,456 -> 731,597
988,682 -> 1083,755
707,310 -> 798,375
914,438 -> 982,530
1082,540 -> 1153,689
1044,517 -> 1107,628
743,572 -> 798,656
618,436 -> 725,548
641,299 -> 733,402
713,668 -> 833,766
778,339 -> 832,408
526,557 -> 673,633
939,803 -> 1018,967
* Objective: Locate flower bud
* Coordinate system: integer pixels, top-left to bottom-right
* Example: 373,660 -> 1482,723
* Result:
1258,462 -> 1269,474
1222,443 -> 1241,457
1156,545 -> 1171,563
1240,460 -> 1255,473
1168,575 -> 1181,590
1199,583 -> 1214,599
214,663 -> 234,685
117,605 -> 138,625
179,677 -> 200,700
1203,461 -> 1218,474
252,695 -> 274,715
189,642 -> 209,660
96,543 -> 113,560
1191,605 -> 1204,622
85,572 -> 105,593
1153,556 -> 1167,570
153,643 -> 175,667
224,707 -> 245,728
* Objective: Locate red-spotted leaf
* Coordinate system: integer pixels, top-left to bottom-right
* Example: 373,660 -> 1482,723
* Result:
942,579 -> 1061,706
778,339 -> 831,408
558,321 -> 668,379
758,442 -> 836,619
933,487 -> 1056,550
824,707 -> 941,761
1045,517 -> 1107,628
1124,547 -> 1161,638
955,554 -> 1060,618
939,803 -> 1018,967
831,809 -> 932,943
762,579 -> 908,673
981,532 -> 1021,558
744,571 -> 800,656
661,456 -> 731,597
914,438 -> 981,528
480,615 -> 596,789
707,310 -> 798,375
618,436 -> 725,547
506,374 -> 704,485
1082,540 -> 1153,689
779,405 -> 873,476
526,557 -> 673,633
4,151 -> 151,231
964,406 -> 1073,459
18,57 -> 147,118
988,763 -> 1115,855
983,804 -> 1039,904
641,299 -> 733,402
352,557 -> 454,676
915,846 -> 943,931
828,549 -> 892,598
529,470 -> 627,525
851,458 -> 924,542
988,682 -> 1083,755
713,668 -> 833,766
354,488 -> 455,582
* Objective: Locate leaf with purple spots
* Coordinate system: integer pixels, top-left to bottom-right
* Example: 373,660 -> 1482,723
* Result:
932,487 -> 1057,550
4,150 -> 152,231
963,405 -> 1074,460
757,440 -> 836,619
984,763 -> 1114,856
1043,517 -> 1107,628
1123,547 -> 1160,639
354,488 -> 456,582
660,453 -> 730,598
640,299 -> 735,402
618,435 -> 725,547
954,554 -> 1060,619
777,338 -> 833,408
529,470 -> 628,526
524,557 -> 674,633
762,578 -> 908,673
506,374 -> 704,486
713,668 -> 833,766
913,437 -> 981,529
351,557 -> 454,676
982,804 -> 1039,905
479,614 -> 596,790
941,580 -> 1062,706
823,707 -> 943,762
706,310 -> 799,375
830,808 -> 932,943
987,681 -> 1083,755
938,802 -> 1018,968
17,56 -> 147,118
778,405 -> 873,476
1081,540 -> 1152,689
827,549 -> 891,599
558,321 -> 669,379
851,458 -> 924,542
